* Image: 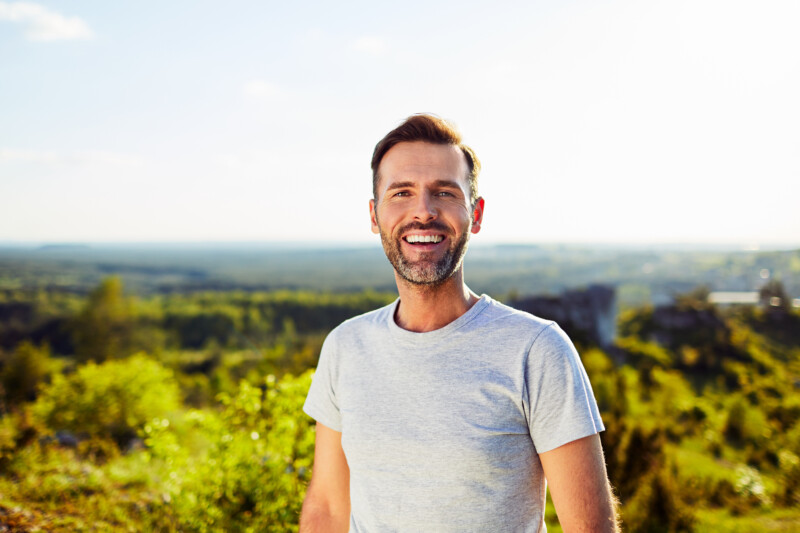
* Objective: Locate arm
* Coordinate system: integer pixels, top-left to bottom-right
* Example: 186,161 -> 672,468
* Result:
299,422 -> 350,533
539,433 -> 620,533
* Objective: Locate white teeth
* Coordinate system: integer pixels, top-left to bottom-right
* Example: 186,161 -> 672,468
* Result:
405,235 -> 443,243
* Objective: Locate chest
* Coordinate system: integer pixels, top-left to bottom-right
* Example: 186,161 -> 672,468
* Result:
336,341 -> 533,477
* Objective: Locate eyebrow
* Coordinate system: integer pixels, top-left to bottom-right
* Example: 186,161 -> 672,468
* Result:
385,179 -> 463,191
385,181 -> 417,191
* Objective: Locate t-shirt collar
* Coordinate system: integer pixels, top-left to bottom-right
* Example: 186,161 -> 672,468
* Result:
386,294 -> 492,343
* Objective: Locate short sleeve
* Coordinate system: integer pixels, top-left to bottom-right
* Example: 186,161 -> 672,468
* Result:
303,330 -> 343,431
523,323 -> 604,454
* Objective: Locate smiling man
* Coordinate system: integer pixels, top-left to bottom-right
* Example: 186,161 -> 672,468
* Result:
300,114 -> 619,532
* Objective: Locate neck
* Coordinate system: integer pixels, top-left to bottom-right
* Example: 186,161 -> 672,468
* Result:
393,268 -> 480,332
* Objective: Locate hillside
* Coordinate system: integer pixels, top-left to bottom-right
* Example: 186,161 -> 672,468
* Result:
0,280 -> 798,531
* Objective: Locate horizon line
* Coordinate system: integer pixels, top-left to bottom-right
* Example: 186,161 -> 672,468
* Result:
1,240 -> 798,252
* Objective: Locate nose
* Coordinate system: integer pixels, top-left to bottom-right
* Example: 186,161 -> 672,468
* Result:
412,193 -> 437,222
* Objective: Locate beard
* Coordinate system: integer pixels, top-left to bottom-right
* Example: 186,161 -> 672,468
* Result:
376,218 -> 471,287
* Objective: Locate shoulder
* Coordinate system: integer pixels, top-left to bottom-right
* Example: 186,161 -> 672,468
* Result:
315,300 -> 396,374
324,299 -> 396,343
475,296 -> 578,361
476,295 -> 558,340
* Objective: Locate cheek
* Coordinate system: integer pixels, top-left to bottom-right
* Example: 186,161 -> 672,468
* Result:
376,204 -> 403,224
372,209 -> 395,236
448,204 -> 473,222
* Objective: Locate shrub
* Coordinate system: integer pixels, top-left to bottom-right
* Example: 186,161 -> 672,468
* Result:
0,413 -> 19,468
146,370 -> 315,532
1,341 -> 50,406
723,396 -> 769,447
777,450 -> 800,506
33,353 -> 180,444
72,277 -> 137,363
733,465 -> 770,510
622,463 -> 696,532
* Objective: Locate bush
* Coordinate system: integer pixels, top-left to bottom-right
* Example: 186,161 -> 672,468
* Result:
622,463 -> 696,532
146,371 -> 316,532
0,413 -> 19,468
1,341 -> 51,406
73,277 -> 134,363
723,396 -> 769,447
777,450 -> 800,506
33,353 -> 180,444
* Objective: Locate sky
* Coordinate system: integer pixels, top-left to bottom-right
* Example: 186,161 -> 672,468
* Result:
1,0 -> 799,248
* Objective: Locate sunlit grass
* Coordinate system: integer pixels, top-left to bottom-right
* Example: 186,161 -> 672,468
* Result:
694,507 -> 800,532
0,443 -> 168,531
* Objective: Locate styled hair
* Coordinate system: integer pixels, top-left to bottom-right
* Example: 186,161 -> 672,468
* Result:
371,114 -> 481,204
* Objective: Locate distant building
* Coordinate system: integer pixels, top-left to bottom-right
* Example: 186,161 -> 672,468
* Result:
708,291 -> 759,306
709,291 -> 800,309
509,285 -> 617,348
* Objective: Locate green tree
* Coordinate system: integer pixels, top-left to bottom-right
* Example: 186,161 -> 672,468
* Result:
759,278 -> 790,311
72,277 -> 135,363
675,285 -> 711,310
0,341 -> 50,408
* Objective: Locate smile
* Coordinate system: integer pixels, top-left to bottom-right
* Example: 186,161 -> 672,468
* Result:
404,234 -> 444,244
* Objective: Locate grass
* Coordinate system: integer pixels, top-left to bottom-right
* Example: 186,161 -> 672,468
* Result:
694,507 -> 800,532
0,442 -> 172,532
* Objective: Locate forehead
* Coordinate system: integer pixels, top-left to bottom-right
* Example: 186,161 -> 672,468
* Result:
376,141 -> 469,192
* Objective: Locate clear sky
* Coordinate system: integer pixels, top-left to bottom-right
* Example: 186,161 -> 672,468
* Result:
1,0 -> 798,247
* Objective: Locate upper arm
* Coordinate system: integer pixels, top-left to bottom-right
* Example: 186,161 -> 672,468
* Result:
539,433 -> 619,533
299,422 -> 350,532
525,324 -> 605,454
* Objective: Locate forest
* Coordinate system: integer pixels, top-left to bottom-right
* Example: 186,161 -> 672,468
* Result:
0,269 -> 799,531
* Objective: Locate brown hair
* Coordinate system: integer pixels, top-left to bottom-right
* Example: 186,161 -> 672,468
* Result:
371,114 -> 481,204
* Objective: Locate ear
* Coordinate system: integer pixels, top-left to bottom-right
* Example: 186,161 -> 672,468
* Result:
369,199 -> 380,234
470,197 -> 485,234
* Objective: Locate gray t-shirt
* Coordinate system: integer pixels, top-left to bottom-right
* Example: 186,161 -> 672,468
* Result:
303,294 -> 604,533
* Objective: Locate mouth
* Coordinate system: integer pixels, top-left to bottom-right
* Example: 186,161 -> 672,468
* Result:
401,232 -> 447,251
403,234 -> 444,244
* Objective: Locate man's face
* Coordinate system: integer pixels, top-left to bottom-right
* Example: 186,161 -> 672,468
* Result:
369,141 -> 484,286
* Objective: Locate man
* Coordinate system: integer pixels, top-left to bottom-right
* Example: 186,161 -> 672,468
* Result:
300,114 -> 619,532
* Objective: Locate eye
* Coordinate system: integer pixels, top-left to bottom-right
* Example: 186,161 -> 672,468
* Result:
393,191 -> 410,197
436,191 -> 455,197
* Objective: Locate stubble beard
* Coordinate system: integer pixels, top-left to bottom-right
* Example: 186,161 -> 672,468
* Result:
376,216 -> 471,287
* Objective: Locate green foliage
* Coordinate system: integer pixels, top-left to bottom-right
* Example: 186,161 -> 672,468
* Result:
675,285 -> 712,310
723,395 -> 769,447
776,449 -> 800,506
144,371 -> 315,532
33,353 -> 180,444
1,341 -> 50,407
760,279 -> 790,311
0,289 -> 81,355
733,465 -> 770,509
0,413 -> 19,467
72,277 -> 137,363
160,290 -> 394,352
622,463 -> 696,532
2,285 -> 800,531
693,507 -> 800,533
618,303 -> 745,374
0,438 -> 170,531
617,336 -> 673,368
164,308 -> 239,349
590,301 -> 800,531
